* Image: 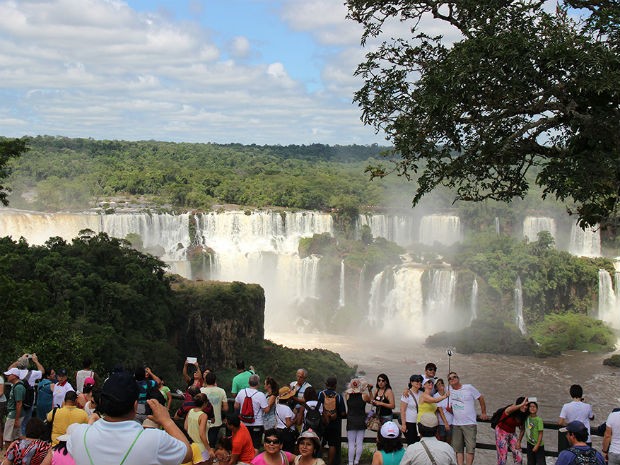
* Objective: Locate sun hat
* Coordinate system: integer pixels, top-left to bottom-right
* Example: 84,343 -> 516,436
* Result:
296,429 -> 321,450
419,413 -> 439,428
278,386 -> 295,400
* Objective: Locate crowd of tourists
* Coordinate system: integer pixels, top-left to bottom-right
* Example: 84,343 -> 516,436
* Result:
1,355 -> 618,465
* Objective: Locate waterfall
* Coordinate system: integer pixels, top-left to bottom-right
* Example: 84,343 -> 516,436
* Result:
338,260 -> 345,308
568,223 -> 601,257
358,264 -> 367,309
495,217 -> 500,235
382,267 -> 425,335
367,271 -> 386,327
523,216 -> 556,243
470,278 -> 478,324
419,215 -> 462,246
424,269 -> 457,334
598,269 -> 620,329
514,276 -> 527,335
357,214 -> 416,246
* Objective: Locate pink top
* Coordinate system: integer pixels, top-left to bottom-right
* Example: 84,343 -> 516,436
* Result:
251,451 -> 295,465
52,450 -> 77,465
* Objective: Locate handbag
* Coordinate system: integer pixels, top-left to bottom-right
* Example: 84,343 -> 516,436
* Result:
366,409 -> 381,431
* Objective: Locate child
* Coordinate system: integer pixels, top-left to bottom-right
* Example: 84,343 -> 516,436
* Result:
521,401 -> 545,465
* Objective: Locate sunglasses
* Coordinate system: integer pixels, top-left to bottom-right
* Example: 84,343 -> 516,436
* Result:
448,376 -> 458,380
264,438 -> 281,445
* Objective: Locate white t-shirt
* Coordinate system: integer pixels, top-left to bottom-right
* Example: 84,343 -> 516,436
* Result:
0,376 -> 6,402
275,404 -> 295,429
18,370 -> 42,387
606,410 -> 620,454
52,382 -> 75,408
401,437 -> 457,465
559,401 -> 594,442
400,390 -> 420,424
447,384 -> 481,426
75,370 -> 94,394
434,392 -> 453,426
235,388 -> 268,426
68,419 -> 187,465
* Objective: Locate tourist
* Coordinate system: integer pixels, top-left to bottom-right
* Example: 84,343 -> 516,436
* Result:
294,430 -> 325,465
9,354 -> 45,435
422,364 -> 439,395
493,396 -> 528,465
369,374 -> 395,422
47,391 -> 88,446
400,413 -> 457,465
234,374 -> 269,450
603,406 -> 620,465
345,378 -> 370,465
67,371 -> 191,465
317,376 -> 346,465
263,377 -> 279,430
290,369 -> 312,412
36,369 -> 56,421
174,385 -> 201,421
556,421 -> 605,465
225,413 -> 256,465
446,371 -> 488,465
251,429 -> 295,465
417,379 -> 449,423
0,373 -> 6,439
51,369 -> 74,410
371,421 -> 405,465
200,372 -> 229,447
159,378 -> 173,410
76,378 -> 95,409
185,393 -> 213,462
231,361 -> 255,396
74,358 -> 96,394
3,367 -> 26,449
183,359 -> 203,389
558,384 -> 594,445
2,418 -> 51,465
41,435 -> 75,465
299,387 -> 321,436
135,366 -> 161,424
523,401 -> 545,465
433,379 -> 452,443
213,437 -> 233,465
400,375 -> 423,444
274,387 -> 296,453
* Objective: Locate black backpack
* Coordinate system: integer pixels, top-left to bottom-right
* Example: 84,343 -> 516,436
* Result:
304,403 -> 323,434
17,377 -> 36,409
490,405 -> 510,429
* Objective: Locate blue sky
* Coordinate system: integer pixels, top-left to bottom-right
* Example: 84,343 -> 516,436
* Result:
0,0 -> 388,145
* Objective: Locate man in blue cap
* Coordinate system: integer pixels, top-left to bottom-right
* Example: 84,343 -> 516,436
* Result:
556,420 -> 605,465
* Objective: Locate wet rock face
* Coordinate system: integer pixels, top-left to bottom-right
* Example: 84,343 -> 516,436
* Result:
173,280 -> 265,369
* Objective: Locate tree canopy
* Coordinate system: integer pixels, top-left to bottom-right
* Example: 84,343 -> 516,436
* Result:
0,137 -> 28,205
346,0 -> 620,227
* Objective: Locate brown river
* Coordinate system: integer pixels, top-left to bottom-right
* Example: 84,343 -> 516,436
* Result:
268,332 -> 620,465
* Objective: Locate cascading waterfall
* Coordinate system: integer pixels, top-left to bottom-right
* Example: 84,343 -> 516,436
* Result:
568,223 -> 601,257
424,269 -> 457,334
338,260 -> 345,308
418,215 -> 462,246
495,217 -> 500,235
357,214 -> 416,246
598,269 -> 620,329
470,278 -> 478,324
523,216 -> 556,243
514,276 -> 527,335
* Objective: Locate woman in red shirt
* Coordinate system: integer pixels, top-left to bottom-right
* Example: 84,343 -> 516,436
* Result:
494,397 -> 529,465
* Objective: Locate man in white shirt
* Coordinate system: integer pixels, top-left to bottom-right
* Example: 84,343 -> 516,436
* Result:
446,371 -> 488,465
234,374 -> 269,450
7,353 -> 44,435
51,368 -> 75,409
68,371 -> 191,465
401,413 -> 457,465
558,384 -> 595,444
602,409 -> 620,465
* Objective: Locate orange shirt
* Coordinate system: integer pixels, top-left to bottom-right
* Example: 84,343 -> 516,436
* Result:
232,424 -> 255,463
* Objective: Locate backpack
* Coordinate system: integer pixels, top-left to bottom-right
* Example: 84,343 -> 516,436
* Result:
17,378 -> 36,410
322,391 -> 338,423
567,447 -> 599,465
239,389 -> 256,424
490,405 -> 510,429
303,403 -> 323,434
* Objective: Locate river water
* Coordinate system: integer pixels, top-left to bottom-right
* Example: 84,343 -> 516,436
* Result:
268,331 -> 620,464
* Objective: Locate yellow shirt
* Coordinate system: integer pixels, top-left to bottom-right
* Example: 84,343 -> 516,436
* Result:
47,405 -> 89,445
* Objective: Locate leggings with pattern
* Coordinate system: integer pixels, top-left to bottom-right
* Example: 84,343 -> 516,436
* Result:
495,427 -> 523,465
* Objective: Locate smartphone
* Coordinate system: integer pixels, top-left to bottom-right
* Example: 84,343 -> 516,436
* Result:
529,397 -> 537,403
186,356 -> 197,364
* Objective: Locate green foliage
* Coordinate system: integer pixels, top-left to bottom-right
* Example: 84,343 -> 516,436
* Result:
530,313 -> 616,356
603,354 -> 620,367
347,0 -> 620,227
0,137 -> 28,206
426,318 -> 533,355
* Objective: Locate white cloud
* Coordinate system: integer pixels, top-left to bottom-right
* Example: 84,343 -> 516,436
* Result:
229,36 -> 251,58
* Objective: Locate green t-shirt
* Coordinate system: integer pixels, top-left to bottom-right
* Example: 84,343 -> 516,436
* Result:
7,382 -> 26,419
525,416 -> 544,446
231,370 -> 254,395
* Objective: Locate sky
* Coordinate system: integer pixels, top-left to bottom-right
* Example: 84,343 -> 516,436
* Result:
0,0 -> 392,145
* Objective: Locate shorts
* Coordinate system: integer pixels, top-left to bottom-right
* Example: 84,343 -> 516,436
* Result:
248,425 -> 264,449
323,421 -> 342,447
3,418 -> 20,442
437,424 -> 452,442
404,422 -> 420,445
451,424 -> 477,454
